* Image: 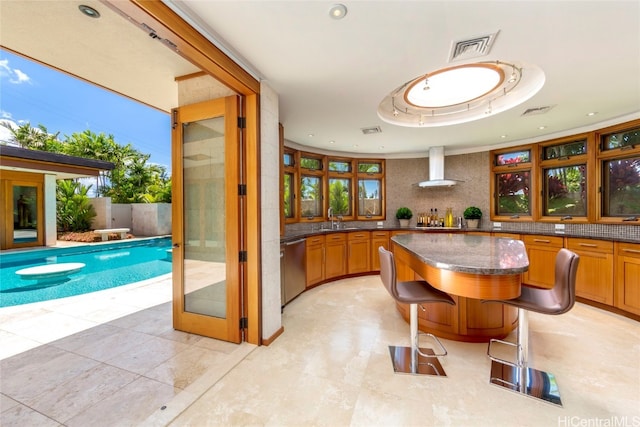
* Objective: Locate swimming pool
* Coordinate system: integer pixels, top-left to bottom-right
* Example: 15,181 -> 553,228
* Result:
0,237 -> 172,307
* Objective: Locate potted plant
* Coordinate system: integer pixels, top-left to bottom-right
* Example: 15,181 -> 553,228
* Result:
463,206 -> 482,229
396,207 -> 413,228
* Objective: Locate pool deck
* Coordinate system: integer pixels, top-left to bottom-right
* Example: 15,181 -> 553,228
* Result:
0,265 -> 256,426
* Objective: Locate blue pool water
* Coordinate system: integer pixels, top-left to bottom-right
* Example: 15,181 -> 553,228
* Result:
0,237 -> 172,307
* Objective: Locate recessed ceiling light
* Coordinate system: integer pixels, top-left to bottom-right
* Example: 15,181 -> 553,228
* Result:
78,5 -> 100,18
538,125 -> 546,130
329,4 -> 347,20
329,140 -> 335,144
587,112 -> 598,116
308,133 -> 314,138
500,135 -> 507,139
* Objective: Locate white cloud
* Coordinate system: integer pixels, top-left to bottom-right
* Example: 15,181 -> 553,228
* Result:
12,69 -> 30,84
0,58 -> 31,84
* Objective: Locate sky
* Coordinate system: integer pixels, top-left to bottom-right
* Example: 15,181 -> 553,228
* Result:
0,49 -> 172,173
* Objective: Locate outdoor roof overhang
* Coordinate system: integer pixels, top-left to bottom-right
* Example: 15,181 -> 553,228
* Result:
0,145 -> 114,180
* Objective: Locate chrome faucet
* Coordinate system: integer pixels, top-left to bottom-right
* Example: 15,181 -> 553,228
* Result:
328,207 -> 335,229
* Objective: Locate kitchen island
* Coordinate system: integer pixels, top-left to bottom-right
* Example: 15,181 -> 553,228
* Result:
391,233 -> 529,342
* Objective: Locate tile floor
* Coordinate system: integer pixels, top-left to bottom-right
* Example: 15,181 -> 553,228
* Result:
1,274 -> 639,426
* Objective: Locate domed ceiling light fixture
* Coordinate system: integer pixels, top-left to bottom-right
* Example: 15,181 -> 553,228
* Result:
378,61 -> 545,127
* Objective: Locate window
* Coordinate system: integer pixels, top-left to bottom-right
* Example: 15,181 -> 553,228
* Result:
597,121 -> 640,222
357,160 -> 384,219
539,137 -> 589,220
283,172 -> 294,218
491,146 -> 535,220
280,149 -> 385,225
282,148 -> 297,222
300,175 -> 322,218
328,158 -> 353,217
328,178 -> 351,216
358,179 -> 382,217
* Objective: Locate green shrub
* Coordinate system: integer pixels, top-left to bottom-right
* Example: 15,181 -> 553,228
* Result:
395,207 -> 413,219
463,206 -> 482,219
56,180 -> 96,232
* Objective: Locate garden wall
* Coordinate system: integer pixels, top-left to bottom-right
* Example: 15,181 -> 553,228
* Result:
90,199 -> 171,236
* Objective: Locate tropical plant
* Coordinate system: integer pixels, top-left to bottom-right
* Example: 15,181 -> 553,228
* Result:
56,180 -> 96,232
395,207 -> 413,219
1,121 -> 62,151
463,206 -> 482,219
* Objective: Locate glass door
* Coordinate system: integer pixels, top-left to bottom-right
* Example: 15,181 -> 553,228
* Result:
7,180 -> 43,249
172,96 -> 243,343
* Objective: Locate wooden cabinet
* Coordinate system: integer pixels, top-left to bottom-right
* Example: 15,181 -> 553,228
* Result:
325,233 -> 347,279
370,230 -> 390,271
615,242 -> 640,315
347,231 -> 370,274
522,235 -> 564,289
567,238 -> 614,305
305,235 -> 325,287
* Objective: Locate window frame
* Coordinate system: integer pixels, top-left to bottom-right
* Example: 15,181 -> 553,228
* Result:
537,134 -> 593,223
298,151 -> 326,222
595,119 -> 640,224
490,144 -> 537,222
327,157 -> 355,220
356,159 -> 385,220
282,147 -> 298,224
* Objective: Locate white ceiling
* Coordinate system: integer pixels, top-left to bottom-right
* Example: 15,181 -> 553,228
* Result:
1,1 -> 639,158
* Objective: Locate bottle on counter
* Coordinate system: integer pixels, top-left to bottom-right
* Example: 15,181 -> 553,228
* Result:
434,208 -> 439,227
445,207 -> 453,227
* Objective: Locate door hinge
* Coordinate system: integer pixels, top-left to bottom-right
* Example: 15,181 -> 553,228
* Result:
238,116 -> 246,129
238,184 -> 247,196
239,317 -> 248,329
239,250 -> 248,262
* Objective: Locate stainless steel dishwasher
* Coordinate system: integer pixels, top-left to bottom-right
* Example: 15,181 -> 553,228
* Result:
281,238 -> 306,308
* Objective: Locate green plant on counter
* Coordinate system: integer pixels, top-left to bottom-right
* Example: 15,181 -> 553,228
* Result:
395,207 -> 413,219
463,206 -> 482,219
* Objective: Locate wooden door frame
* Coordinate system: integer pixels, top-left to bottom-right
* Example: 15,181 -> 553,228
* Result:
104,0 -> 262,344
1,171 -> 45,250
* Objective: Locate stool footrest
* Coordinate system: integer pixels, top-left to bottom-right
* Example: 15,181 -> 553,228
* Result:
388,346 -> 447,376
417,332 -> 448,358
487,338 -> 521,368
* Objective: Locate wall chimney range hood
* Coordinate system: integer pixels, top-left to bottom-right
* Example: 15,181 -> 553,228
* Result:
417,146 -> 461,187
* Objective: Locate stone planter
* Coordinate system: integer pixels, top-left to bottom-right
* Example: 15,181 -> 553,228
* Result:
399,219 -> 410,228
466,218 -> 479,229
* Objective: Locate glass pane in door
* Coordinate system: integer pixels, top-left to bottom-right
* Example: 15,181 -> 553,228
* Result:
182,117 -> 227,318
13,185 -> 38,244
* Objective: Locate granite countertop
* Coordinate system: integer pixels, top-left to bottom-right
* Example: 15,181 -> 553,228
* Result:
391,233 -> 529,275
281,225 -> 640,244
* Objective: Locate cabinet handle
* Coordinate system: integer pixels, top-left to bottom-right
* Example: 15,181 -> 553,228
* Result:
622,248 -> 640,254
533,239 -> 551,243
579,243 -> 598,248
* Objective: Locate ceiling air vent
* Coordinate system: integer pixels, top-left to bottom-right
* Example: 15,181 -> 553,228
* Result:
521,105 -> 556,116
448,31 -> 499,62
361,126 -> 382,135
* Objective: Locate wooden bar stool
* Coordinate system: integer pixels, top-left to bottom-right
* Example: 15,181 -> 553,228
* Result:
483,248 -> 579,406
378,247 -> 455,376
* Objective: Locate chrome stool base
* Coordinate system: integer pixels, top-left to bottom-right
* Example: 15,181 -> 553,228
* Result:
489,360 -> 563,406
388,346 -> 447,376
